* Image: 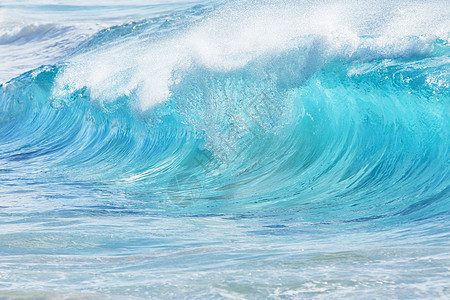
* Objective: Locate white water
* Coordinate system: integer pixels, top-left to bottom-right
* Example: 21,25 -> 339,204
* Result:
48,0 -> 449,111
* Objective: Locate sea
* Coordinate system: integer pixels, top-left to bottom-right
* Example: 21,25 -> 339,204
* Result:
0,0 -> 449,298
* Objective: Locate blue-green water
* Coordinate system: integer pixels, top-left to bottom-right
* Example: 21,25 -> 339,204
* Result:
0,0 -> 449,298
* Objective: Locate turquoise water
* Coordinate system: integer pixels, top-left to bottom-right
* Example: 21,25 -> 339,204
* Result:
0,0 -> 449,298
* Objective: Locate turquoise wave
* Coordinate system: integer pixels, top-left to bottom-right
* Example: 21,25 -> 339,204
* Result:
1,2 -> 448,224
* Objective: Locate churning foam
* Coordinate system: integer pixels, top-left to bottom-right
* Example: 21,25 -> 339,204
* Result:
52,0 -> 449,111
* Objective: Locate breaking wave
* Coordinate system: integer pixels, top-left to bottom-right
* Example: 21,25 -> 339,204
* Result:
1,0 -> 449,224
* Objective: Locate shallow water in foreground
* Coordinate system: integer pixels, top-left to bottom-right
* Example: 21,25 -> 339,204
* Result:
0,0 -> 449,298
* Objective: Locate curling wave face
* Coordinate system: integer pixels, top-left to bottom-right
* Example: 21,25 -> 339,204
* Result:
0,0 -> 449,297
2,0 -> 448,218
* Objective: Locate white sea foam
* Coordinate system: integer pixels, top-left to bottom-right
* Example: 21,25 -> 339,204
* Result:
51,0 -> 449,111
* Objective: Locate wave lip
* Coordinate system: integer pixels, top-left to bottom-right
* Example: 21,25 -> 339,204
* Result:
50,0 -> 450,111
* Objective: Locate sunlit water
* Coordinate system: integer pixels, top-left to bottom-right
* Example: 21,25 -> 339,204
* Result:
0,0 -> 449,298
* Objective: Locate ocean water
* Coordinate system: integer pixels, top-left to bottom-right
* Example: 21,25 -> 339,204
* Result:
0,0 -> 449,298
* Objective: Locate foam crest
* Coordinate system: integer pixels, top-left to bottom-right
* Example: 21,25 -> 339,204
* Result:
52,0 -> 449,111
